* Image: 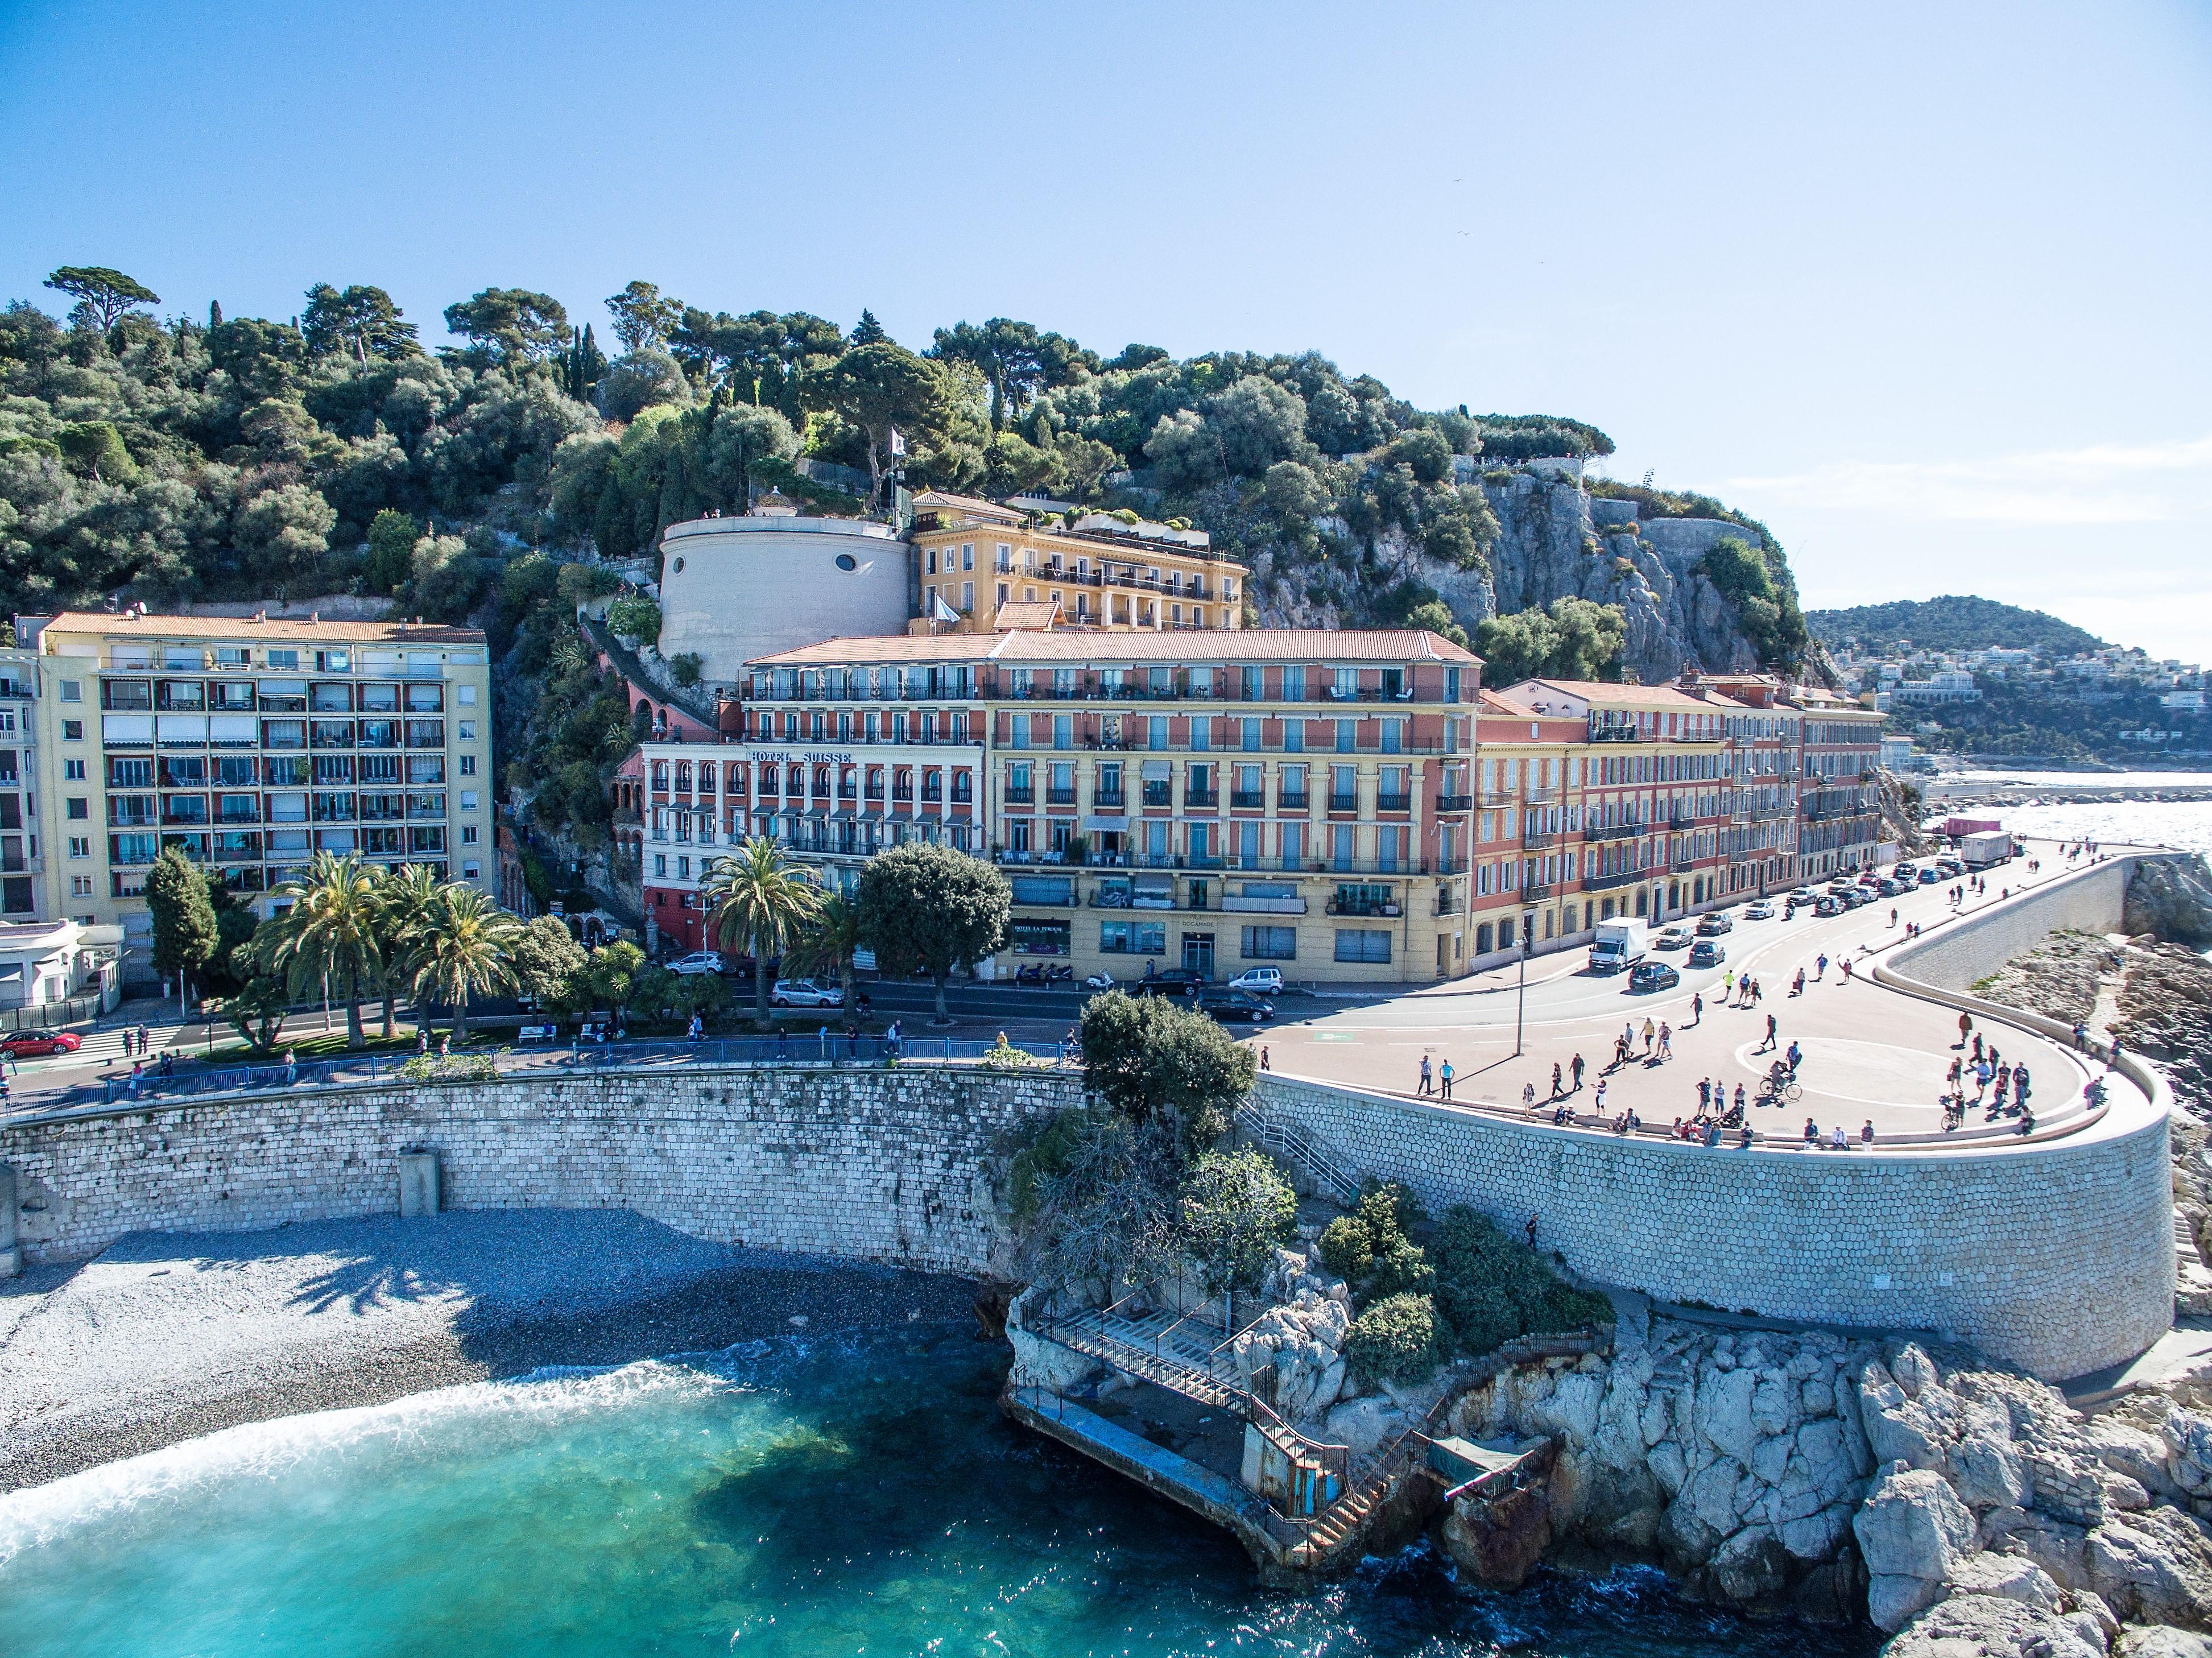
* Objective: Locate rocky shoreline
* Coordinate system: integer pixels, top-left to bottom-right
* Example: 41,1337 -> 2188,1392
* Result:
0,1209 -> 980,1493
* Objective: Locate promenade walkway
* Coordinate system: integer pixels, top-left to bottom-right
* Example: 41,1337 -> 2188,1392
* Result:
1255,838 -> 2158,1152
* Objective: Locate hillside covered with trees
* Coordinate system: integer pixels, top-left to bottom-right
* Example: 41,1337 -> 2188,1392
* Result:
1806,595 -> 2105,657
0,266 -> 1820,855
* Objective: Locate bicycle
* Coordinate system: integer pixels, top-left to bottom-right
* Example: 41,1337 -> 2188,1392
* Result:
1759,1075 -> 1804,1105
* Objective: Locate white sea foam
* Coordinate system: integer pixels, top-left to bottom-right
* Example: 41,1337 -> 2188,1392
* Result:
0,1358 -> 719,1569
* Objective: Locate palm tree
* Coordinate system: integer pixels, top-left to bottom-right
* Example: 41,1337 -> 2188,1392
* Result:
702,837 -> 822,1024
786,891 -> 863,1009
370,862 -> 444,1039
400,885 -> 524,1043
263,851 -> 384,1048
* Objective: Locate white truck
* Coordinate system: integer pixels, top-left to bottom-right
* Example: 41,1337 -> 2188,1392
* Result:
1589,919 -> 1651,974
1959,829 -> 2015,870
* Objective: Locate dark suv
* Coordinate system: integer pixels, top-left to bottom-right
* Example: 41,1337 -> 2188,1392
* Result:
1138,968 -> 1208,998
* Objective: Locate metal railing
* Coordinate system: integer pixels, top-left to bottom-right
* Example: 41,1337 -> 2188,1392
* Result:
61,1035 -> 1082,1111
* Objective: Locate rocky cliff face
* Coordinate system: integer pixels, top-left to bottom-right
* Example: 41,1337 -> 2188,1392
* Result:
1250,476 -> 1778,685
1448,1314 -> 2212,1656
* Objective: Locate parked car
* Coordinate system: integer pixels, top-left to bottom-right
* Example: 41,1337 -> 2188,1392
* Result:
1788,886 -> 1818,902
1814,895 -> 1845,917
667,950 -> 724,977
1918,868 -> 1942,884
770,978 -> 844,1008
1876,877 -> 1909,896
1893,863 -> 1919,880
1653,926 -> 1694,950
1838,887 -> 1871,909
1743,900 -> 1776,920
1227,966 -> 1284,995
1687,940 -> 1727,967
1,1029 -> 80,1057
1196,989 -> 1274,1023
1628,960 -> 1681,993
1138,967 -> 1208,998
1696,913 -> 1733,936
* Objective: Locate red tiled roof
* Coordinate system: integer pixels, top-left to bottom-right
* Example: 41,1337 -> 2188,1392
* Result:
746,629 -> 1481,670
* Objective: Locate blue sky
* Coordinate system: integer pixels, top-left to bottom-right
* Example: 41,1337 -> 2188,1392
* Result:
5,1 -> 2208,659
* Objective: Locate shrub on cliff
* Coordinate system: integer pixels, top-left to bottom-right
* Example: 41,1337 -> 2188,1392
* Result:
1427,1204 -> 1614,1354
1345,1292 -> 1449,1384
1317,1181 -> 1425,1293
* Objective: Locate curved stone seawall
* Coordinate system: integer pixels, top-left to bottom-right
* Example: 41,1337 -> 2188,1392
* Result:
1886,853 -> 2149,994
0,1065 -> 1081,1274
1251,1072 -> 2172,1382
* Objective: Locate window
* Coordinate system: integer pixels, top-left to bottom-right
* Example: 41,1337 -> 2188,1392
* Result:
63,719 -> 82,740
267,650 -> 299,670
460,754 -> 477,776
59,679 -> 81,702
1334,928 -> 1392,964
457,685 -> 477,705
654,854 -> 667,877
66,797 -> 88,819
461,791 -> 479,809
1282,666 -> 1305,701
1100,920 -> 1167,955
458,722 -> 477,742
68,836 -> 89,858
1242,925 -> 1296,960
1242,666 -> 1264,700
72,874 -> 94,896
64,759 -> 85,780
462,861 -> 480,880
1336,720 -> 1356,754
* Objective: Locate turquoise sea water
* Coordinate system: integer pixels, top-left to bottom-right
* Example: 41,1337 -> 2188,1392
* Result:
0,1329 -> 1878,1658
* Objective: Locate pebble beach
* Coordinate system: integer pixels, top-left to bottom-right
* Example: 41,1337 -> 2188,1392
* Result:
0,1209 -> 983,1492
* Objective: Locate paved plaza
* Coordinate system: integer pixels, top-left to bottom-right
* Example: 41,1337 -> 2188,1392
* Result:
1253,838 -> 2139,1148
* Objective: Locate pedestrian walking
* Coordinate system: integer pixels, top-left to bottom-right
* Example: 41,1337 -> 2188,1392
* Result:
1725,969 -> 1736,1001
1641,1018 -> 1655,1055
138,1024 -> 150,1057
1750,978 -> 1762,1005
1260,1046 -> 1271,1072
1657,1022 -> 1672,1060
1593,1076 -> 1607,1114
283,1049 -> 297,1086
1762,1012 -> 1777,1052
1525,1215 -> 1539,1250
1524,1080 -> 1537,1110
1841,957 -> 1854,982
1440,1058 -> 1454,1100
1815,954 -> 1828,981
1862,1119 -> 1875,1146
1793,968 -> 1805,997
1691,993 -> 1703,1024
1699,1076 -> 1712,1111
1786,1039 -> 1801,1074
1571,1052 -> 1585,1090
1961,1012 -> 1974,1047
1418,1054 -> 1433,1097
1551,1061 -> 1563,1098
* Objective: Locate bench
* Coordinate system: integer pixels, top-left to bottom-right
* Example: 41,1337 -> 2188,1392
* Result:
516,1023 -> 559,1044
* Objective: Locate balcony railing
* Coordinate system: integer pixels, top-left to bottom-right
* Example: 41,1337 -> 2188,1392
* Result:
1230,789 -> 1266,809
1585,821 -> 1643,842
1277,791 -> 1310,811
1589,722 -> 1640,743
1434,793 -> 1473,813
1185,788 -> 1218,808
1047,787 -> 1077,805
1375,792 -> 1412,813
1582,869 -> 1645,892
1326,792 -> 1359,812
1477,788 -> 1516,808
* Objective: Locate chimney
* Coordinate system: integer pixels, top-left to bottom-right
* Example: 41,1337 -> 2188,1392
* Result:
254,611 -> 266,624
309,611 -> 319,624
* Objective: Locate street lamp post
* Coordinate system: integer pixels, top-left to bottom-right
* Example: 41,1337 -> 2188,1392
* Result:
1515,912 -> 1533,1059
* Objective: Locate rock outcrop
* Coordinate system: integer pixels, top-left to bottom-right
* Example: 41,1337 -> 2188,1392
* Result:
1443,1316 -> 2212,1649
2125,858 -> 2212,951
1250,475 -> 1786,687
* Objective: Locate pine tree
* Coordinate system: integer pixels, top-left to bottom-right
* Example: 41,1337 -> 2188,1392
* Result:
209,299 -> 223,329
850,309 -> 889,346
147,847 -> 220,996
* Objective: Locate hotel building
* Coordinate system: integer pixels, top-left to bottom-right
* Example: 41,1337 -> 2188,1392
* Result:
909,493 -> 1246,633
20,613 -> 495,983
634,627 -> 1481,980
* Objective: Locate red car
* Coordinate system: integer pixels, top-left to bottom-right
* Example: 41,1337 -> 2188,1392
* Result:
1,1029 -> 81,1057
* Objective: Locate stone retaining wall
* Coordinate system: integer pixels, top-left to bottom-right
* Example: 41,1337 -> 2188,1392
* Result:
1251,1072 -> 2172,1382
1891,855 -> 2146,994
0,1065 -> 1081,1274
